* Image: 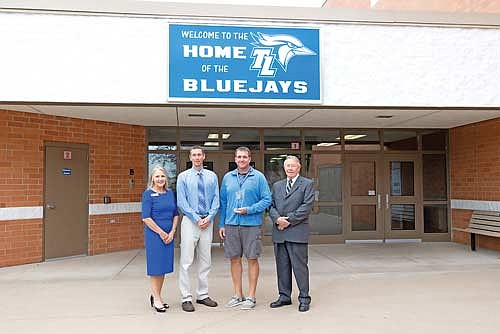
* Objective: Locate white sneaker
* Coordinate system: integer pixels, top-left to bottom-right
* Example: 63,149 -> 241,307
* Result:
240,297 -> 256,310
225,296 -> 245,308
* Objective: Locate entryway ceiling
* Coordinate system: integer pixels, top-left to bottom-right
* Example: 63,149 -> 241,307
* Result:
1,104 -> 500,129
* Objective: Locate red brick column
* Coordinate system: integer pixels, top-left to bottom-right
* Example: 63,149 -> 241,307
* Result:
450,117 -> 500,251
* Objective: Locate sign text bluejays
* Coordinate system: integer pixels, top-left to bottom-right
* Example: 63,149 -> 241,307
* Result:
182,45 -> 307,94
168,24 -> 321,102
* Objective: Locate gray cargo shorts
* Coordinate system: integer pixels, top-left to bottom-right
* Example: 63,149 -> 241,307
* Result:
223,225 -> 262,259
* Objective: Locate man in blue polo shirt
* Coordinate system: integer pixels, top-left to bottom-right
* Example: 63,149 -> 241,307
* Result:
219,146 -> 272,310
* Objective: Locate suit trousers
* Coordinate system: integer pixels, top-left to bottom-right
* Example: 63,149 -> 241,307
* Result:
179,216 -> 213,302
273,241 -> 311,304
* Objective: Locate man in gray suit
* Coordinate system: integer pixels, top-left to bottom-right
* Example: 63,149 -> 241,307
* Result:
269,155 -> 315,312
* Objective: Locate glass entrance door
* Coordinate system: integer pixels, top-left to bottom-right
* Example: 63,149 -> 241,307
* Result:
383,154 -> 422,239
344,155 -> 384,240
345,153 -> 422,241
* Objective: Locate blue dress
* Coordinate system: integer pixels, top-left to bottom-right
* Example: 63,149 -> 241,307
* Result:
141,188 -> 178,276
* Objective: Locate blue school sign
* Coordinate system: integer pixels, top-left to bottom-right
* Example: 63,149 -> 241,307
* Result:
168,24 -> 321,103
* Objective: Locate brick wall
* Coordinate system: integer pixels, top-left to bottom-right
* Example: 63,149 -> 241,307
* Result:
324,0 -> 500,12
89,213 -> 143,255
450,117 -> 500,251
0,109 -> 147,266
0,219 -> 43,267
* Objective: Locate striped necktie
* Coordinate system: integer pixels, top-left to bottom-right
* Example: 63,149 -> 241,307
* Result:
286,178 -> 292,195
197,172 -> 207,214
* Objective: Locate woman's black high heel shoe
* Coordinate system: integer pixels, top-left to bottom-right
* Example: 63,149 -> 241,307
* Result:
150,295 -> 167,313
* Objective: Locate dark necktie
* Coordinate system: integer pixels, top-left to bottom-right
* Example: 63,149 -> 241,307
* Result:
286,178 -> 292,195
197,172 -> 207,214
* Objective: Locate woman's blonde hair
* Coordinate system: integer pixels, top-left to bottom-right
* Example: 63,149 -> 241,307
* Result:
149,166 -> 169,190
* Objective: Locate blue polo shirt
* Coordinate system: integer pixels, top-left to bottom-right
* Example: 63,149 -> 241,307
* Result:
219,167 -> 272,228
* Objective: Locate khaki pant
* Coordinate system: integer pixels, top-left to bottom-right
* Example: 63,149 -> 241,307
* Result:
178,216 -> 213,302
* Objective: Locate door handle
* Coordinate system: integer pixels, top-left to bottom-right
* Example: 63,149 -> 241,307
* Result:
386,194 -> 389,209
46,203 -> 56,209
377,194 -> 381,209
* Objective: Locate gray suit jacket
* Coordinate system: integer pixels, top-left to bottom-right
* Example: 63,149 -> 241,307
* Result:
269,175 -> 315,243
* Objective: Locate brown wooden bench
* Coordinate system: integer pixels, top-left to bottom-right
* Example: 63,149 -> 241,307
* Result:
454,210 -> 500,251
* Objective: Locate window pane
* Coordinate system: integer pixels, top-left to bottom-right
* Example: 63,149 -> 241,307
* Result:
148,153 -> 177,189
352,205 -> 376,231
263,214 -> 274,236
304,154 -> 343,202
423,154 -> 447,200
310,206 -> 342,235
318,166 -> 342,202
345,130 -> 380,151
148,144 -> 176,151
304,129 -> 340,151
422,130 -> 447,150
264,154 -> 289,185
391,204 -> 415,230
147,127 -> 176,149
222,129 -> 260,151
264,129 -> 301,151
383,130 -> 417,151
424,205 -> 448,233
180,129 -> 220,151
390,161 -> 414,196
351,161 -> 375,196
264,206 -> 343,236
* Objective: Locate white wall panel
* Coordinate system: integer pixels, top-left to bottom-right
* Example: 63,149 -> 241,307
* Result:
323,24 -> 500,107
1,12 -> 499,107
0,13 -> 168,103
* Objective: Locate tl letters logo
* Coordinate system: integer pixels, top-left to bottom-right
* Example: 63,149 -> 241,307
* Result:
249,32 -> 316,77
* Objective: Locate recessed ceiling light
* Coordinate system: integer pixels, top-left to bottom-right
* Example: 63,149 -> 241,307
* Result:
207,133 -> 230,139
317,142 -> 339,147
375,115 -> 393,119
203,142 -> 219,146
344,134 -> 367,140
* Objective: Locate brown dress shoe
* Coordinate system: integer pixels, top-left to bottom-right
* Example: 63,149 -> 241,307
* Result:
196,297 -> 218,307
182,301 -> 195,312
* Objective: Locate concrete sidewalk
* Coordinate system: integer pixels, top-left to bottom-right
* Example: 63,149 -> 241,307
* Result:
1,243 -> 500,334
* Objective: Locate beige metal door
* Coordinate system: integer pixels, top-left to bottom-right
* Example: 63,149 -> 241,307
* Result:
44,143 -> 89,259
383,153 -> 422,239
344,154 -> 384,240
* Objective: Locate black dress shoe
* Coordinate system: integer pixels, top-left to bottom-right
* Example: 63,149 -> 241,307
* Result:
196,297 -> 218,307
270,299 -> 292,308
150,295 -> 167,313
182,301 -> 195,312
298,303 -> 310,312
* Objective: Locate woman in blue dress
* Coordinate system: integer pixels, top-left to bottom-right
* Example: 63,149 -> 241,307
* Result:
141,166 -> 179,312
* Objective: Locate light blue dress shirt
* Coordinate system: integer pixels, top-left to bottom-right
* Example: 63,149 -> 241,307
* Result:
176,167 -> 220,223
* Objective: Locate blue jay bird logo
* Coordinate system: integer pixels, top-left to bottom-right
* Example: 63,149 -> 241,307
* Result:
249,32 -> 316,77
